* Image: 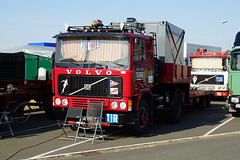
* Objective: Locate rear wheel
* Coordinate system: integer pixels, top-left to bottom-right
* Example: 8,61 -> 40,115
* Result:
133,99 -> 149,135
14,102 -> 31,124
167,92 -> 183,123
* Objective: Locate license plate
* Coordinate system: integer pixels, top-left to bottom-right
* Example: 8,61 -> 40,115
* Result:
236,104 -> 240,108
105,114 -> 119,123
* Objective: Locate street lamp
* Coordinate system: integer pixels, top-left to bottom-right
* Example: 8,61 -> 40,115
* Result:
222,20 -> 227,52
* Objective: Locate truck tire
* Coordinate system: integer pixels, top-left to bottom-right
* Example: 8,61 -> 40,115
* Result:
206,96 -> 211,108
133,99 -> 149,135
167,92 -> 183,123
197,96 -> 207,110
232,112 -> 240,117
43,94 -> 54,120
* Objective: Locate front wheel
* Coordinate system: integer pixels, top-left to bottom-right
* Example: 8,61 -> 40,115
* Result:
133,99 -> 149,135
14,102 -> 31,124
196,96 -> 207,110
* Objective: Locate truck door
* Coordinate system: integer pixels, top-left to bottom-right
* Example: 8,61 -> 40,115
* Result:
132,37 -> 154,89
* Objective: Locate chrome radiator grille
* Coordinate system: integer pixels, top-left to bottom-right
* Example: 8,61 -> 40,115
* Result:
58,75 -> 122,98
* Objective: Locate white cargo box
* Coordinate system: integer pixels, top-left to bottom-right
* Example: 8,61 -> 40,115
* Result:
141,21 -> 185,65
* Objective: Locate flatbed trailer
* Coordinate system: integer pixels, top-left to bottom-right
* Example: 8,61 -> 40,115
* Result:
189,90 -> 214,98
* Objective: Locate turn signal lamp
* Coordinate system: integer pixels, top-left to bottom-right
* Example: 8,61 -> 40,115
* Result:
53,97 -> 55,106
128,100 -> 132,111
229,90 -> 233,94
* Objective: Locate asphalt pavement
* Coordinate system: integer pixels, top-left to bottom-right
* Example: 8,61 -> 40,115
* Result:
1,100 -> 240,160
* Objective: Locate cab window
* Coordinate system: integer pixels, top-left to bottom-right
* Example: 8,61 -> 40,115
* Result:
231,54 -> 240,70
133,38 -> 146,61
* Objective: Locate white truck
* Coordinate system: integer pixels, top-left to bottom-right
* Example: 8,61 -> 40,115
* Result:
189,48 -> 228,98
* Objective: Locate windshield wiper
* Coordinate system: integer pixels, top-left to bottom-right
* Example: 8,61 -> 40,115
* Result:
111,62 -> 125,67
58,58 -> 76,62
84,61 -> 108,69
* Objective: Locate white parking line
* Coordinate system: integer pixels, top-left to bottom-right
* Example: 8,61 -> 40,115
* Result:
27,130 -> 240,160
202,117 -> 235,136
24,117 -> 236,159
28,139 -> 91,159
27,127 -> 128,160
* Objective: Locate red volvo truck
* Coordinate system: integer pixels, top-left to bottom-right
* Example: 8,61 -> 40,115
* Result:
52,18 -> 213,134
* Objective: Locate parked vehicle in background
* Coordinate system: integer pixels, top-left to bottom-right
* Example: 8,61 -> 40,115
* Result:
189,48 -> 228,98
52,18 -> 213,135
228,46 -> 240,117
0,43 -> 55,119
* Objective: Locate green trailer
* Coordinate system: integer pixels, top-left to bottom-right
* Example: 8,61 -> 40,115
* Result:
228,46 -> 240,117
0,45 -> 54,80
0,45 -> 55,119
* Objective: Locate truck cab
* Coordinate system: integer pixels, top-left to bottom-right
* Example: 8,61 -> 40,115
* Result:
189,48 -> 228,98
53,19 -> 155,134
228,46 -> 240,116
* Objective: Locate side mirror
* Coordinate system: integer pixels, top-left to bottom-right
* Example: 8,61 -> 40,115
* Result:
222,59 -> 226,66
223,66 -> 227,71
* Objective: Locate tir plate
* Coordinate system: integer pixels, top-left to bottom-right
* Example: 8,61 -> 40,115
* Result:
105,114 -> 119,123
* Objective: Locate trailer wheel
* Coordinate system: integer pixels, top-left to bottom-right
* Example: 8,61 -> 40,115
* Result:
197,96 -> 207,110
134,99 -> 149,135
206,96 -> 211,108
14,102 -> 31,124
167,92 -> 183,123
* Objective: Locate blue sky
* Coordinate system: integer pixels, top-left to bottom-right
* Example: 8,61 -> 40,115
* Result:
0,0 -> 239,51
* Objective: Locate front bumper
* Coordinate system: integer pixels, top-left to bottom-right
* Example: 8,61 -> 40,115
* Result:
53,108 -> 132,126
228,96 -> 240,112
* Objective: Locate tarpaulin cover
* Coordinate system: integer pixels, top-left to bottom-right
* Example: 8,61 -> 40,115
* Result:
0,45 -> 55,58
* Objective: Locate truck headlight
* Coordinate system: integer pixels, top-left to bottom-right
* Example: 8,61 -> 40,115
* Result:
231,97 -> 239,103
62,99 -> 68,106
55,98 -> 61,105
119,102 -> 127,109
111,101 -> 118,109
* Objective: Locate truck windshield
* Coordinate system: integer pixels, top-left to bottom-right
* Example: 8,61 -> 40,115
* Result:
231,54 -> 240,70
55,37 -> 129,69
191,57 -> 225,70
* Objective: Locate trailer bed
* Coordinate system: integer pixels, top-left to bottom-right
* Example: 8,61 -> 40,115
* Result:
189,90 -> 214,98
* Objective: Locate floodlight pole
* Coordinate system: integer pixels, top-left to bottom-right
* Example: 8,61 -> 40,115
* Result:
222,20 -> 227,52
